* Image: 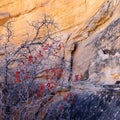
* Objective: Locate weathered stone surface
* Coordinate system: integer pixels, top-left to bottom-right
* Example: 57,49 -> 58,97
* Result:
88,18 -> 120,85
0,0 -> 106,43
0,0 -> 120,84
45,90 -> 120,120
0,0 -> 120,85
0,1 -> 120,119
70,0 -> 120,85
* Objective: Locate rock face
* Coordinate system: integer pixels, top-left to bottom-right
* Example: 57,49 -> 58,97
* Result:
88,18 -> 120,85
70,0 -> 120,85
0,0 -> 120,85
0,0 -> 120,80
0,0 -> 106,43
45,91 -> 120,120
0,0 -> 120,82
0,1 -> 120,120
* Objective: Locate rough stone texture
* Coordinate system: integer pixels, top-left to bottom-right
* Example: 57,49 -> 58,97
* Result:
71,0 -> 120,85
0,0 -> 106,43
88,18 -> 120,85
0,0 -> 120,84
0,0 -> 120,119
45,90 -> 120,120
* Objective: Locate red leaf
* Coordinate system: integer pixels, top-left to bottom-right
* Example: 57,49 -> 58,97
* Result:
28,55 -> 33,63
25,75 -> 29,79
42,46 -> 48,50
20,61 -> 24,68
53,50 -> 58,55
63,96 -> 67,101
15,78 -> 20,83
39,84 -> 45,93
74,74 -> 79,82
47,82 -> 51,88
57,69 -> 63,79
59,105 -> 64,109
15,71 -> 20,83
58,44 -> 62,50
38,51 -> 44,58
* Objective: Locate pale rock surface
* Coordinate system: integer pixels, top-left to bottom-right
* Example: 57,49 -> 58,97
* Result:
0,1 -> 120,119
71,0 -> 120,85
0,0 -> 120,85
0,0 -> 106,43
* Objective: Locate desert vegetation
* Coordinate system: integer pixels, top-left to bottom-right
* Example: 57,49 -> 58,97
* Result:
0,14 -> 82,120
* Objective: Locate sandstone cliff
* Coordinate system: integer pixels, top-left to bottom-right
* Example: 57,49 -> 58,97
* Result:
0,0 -> 120,85
71,0 -> 120,85
0,0 -> 106,43
0,0 -> 120,119
0,0 -> 120,83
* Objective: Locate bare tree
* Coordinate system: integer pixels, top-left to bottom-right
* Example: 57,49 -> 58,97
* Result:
0,15 -> 72,120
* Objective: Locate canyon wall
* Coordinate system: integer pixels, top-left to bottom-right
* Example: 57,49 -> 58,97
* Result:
0,1 -> 120,119
0,0 -> 106,43
0,0 -> 120,85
